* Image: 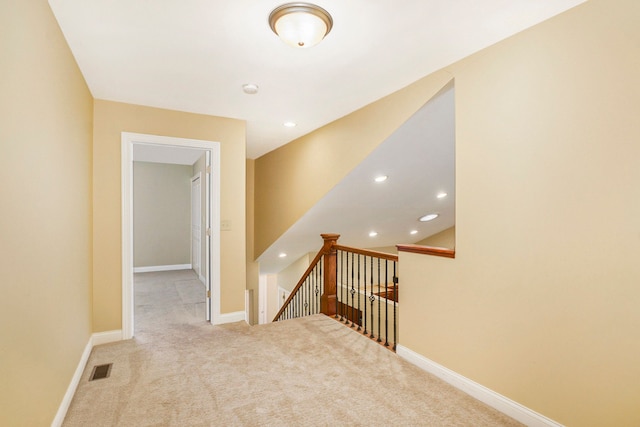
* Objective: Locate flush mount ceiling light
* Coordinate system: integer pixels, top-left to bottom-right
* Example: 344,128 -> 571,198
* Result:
437,192 -> 448,199
283,121 -> 297,127
374,175 -> 388,183
419,213 -> 439,222
278,253 -> 287,258
369,231 -> 378,237
269,3 -> 333,48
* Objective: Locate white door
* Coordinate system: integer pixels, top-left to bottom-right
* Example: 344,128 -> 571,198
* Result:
191,174 -> 202,281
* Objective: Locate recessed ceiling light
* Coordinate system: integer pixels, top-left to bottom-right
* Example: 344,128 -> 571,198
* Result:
284,121 -> 296,127
419,213 -> 439,222
278,253 -> 287,258
242,83 -> 259,94
410,230 -> 418,235
374,175 -> 388,183
369,231 -> 378,237
437,192 -> 448,199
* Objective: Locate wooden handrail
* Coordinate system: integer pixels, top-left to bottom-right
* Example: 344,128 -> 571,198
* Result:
333,244 -> 398,262
272,234 -> 399,349
396,244 -> 455,258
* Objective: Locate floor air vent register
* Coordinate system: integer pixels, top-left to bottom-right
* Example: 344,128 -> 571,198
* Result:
89,363 -> 112,381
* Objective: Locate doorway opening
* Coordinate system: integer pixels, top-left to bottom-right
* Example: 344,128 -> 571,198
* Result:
121,132 -> 221,339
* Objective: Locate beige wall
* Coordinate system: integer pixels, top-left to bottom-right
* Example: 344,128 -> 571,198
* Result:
93,100 -> 246,331
414,226 -> 455,249
399,0 -> 640,425
254,70 -> 453,258
0,1 -> 94,425
265,274 -> 279,322
277,253 -> 314,293
133,162 -> 192,267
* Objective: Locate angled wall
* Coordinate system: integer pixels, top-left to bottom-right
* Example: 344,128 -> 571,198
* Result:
0,1 -> 93,424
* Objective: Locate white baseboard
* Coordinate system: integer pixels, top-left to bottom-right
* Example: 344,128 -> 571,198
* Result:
396,345 -> 564,427
199,273 -> 206,286
51,338 -> 92,427
91,329 -> 123,347
134,264 -> 192,273
52,330 -> 124,427
215,311 -> 246,325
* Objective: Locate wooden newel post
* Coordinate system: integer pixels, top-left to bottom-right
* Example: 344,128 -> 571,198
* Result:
320,233 -> 340,316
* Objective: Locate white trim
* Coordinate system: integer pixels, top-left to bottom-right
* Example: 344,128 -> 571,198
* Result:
396,345 -> 564,427
91,330 -> 123,347
258,275 -> 268,324
122,132 -> 221,338
51,329 -> 125,427
133,264 -> 191,273
199,273 -> 206,286
215,311 -> 246,325
51,339 -> 92,427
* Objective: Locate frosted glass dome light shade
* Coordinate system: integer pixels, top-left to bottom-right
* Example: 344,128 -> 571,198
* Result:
269,3 -> 333,48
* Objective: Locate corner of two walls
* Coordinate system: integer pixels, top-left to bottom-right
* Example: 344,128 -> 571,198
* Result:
1,1 -> 93,425
246,159 -> 260,324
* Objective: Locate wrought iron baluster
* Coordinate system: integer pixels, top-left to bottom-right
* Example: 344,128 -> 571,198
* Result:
320,255 -> 324,309
342,252 -> 347,323
357,254 -> 361,330
350,252 -> 355,328
393,262 -> 397,351
300,278 -> 309,317
384,259 -> 389,347
363,256 -> 368,335
369,256 -> 375,339
377,257 -> 382,343
338,251 -> 343,321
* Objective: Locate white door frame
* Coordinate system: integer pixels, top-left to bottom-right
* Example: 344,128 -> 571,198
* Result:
191,173 -> 203,282
121,132 -> 221,339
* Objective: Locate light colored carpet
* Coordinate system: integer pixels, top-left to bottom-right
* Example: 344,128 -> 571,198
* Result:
63,270 -> 522,426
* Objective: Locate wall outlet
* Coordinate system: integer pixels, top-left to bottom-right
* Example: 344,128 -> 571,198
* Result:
221,219 -> 232,231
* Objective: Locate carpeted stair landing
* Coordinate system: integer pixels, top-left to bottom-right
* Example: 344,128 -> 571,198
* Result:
63,314 -> 522,426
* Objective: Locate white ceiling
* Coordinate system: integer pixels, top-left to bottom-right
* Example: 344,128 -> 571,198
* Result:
48,0 -> 585,159
48,0 -> 586,273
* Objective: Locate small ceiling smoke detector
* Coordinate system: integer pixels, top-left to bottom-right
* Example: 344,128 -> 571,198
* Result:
284,121 -> 297,127
419,213 -> 439,222
269,3 -> 333,48
242,83 -> 259,94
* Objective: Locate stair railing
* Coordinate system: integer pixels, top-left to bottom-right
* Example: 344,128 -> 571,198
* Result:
273,234 -> 399,351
